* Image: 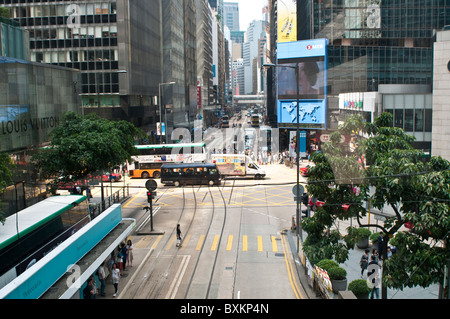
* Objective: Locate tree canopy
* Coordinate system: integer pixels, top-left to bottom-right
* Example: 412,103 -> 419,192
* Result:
303,113 -> 450,298
32,112 -> 144,189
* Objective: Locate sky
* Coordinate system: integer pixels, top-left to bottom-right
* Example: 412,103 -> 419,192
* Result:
227,0 -> 267,31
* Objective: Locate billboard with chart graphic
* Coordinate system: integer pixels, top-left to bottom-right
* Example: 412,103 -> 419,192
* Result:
277,39 -> 328,129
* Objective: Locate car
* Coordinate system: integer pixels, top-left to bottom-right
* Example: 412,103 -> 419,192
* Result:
299,164 -> 315,177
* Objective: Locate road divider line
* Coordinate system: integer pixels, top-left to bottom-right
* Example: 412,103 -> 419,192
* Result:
211,235 -> 220,251
271,235 -> 278,252
151,235 -> 163,250
226,235 -> 233,251
242,235 -> 248,251
257,236 -> 263,252
196,235 -> 205,250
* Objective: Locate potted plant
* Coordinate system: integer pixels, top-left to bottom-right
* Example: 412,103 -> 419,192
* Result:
355,228 -> 372,249
370,232 -> 381,250
348,279 -> 371,299
327,266 -> 347,294
316,259 -> 339,272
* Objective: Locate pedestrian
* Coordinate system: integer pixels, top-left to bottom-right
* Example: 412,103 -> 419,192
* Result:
372,248 -> 379,263
126,239 -> 134,267
176,224 -> 182,247
367,255 -> 380,299
121,241 -> 128,271
111,263 -> 120,297
359,249 -> 369,278
116,246 -> 124,271
83,276 -> 97,299
98,261 -> 106,297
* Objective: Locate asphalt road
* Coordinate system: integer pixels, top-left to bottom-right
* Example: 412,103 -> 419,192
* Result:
116,163 -> 310,300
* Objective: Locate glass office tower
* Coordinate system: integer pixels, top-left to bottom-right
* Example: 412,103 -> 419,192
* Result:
296,0 -> 450,154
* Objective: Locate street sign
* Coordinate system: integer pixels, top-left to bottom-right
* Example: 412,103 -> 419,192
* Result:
145,179 -> 157,191
292,184 -> 304,198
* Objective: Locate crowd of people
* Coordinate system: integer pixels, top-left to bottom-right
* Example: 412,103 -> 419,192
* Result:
82,239 -> 134,299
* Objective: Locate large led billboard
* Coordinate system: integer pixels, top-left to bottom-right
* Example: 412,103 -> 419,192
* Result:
277,39 -> 328,129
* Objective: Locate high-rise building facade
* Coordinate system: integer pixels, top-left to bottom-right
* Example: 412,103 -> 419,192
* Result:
223,2 -> 239,32
292,0 -> 450,154
2,0 -> 162,138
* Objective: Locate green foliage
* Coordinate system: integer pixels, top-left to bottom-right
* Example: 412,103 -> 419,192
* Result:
302,112 -> 450,297
348,279 -> 371,296
0,7 -> 11,19
316,259 -> 339,271
327,266 -> 347,280
32,112 -> 144,188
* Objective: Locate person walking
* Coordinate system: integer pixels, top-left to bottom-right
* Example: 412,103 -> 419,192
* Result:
176,224 -> 182,247
367,255 -> 380,299
120,242 -> 128,271
98,261 -> 106,297
359,249 -> 369,278
111,263 -> 120,297
126,239 -> 134,267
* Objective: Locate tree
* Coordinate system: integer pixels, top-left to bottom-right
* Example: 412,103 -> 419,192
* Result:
0,7 -> 11,19
0,153 -> 14,224
32,112 -> 144,192
303,113 -> 450,299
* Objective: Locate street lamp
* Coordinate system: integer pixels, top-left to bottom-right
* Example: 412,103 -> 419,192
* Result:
158,81 -> 176,144
263,62 -> 302,248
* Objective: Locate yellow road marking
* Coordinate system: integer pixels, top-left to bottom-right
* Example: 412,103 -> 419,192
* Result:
271,236 -> 278,252
179,234 -> 190,251
196,235 -> 205,250
134,236 -> 152,249
226,235 -> 233,251
123,189 -> 146,208
242,235 -> 248,251
211,235 -> 220,251
166,235 -> 176,250
257,236 -> 263,252
280,232 -> 304,299
151,235 -> 163,250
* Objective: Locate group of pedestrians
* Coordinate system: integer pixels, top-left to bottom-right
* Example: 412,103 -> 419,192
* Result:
83,239 -> 134,299
359,248 -> 382,299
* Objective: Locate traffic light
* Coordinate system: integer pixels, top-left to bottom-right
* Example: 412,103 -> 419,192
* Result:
301,192 -> 309,206
147,190 -> 156,202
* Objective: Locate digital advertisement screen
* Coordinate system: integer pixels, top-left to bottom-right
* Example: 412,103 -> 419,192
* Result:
277,39 -> 328,129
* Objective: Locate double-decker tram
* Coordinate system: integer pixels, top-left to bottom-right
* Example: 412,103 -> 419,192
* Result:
129,143 -> 207,179
160,163 -> 221,187
0,195 -> 90,290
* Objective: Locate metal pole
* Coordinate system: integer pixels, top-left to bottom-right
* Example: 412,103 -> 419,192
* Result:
159,84 -> 162,144
296,63 -> 302,250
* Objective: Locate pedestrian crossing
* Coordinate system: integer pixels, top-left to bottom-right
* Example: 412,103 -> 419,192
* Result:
132,233 -> 283,253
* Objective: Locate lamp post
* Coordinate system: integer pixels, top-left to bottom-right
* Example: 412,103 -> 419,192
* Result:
263,62 -> 302,249
158,81 -> 176,144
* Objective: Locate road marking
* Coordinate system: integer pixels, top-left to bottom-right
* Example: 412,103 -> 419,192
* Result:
151,235 -> 163,250
226,235 -> 233,251
257,236 -> 263,252
179,234 -> 190,251
166,235 -> 176,250
123,188 -> 146,208
196,235 -> 205,250
271,235 -> 278,252
280,232 -> 303,299
211,235 -> 220,251
134,236 -> 152,249
242,235 -> 248,251
165,255 -> 190,299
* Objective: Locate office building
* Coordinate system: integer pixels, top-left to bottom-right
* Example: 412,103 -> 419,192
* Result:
270,0 -> 450,155
1,0 -> 162,139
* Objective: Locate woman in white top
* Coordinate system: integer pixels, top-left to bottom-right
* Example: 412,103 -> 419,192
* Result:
126,239 -> 134,267
111,263 -> 120,297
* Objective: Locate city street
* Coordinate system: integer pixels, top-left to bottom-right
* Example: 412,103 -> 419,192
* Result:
110,163 -> 310,299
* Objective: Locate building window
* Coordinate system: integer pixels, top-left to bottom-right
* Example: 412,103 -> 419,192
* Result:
414,109 -> 424,132
404,109 -> 414,132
